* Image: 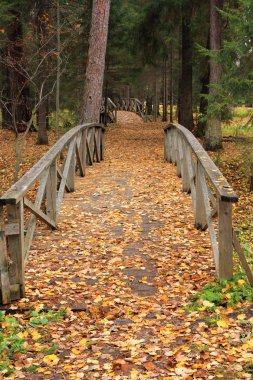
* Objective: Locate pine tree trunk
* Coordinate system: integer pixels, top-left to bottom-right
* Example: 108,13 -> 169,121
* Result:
204,0 -> 223,151
162,58 -> 168,122
196,31 -> 210,137
81,0 -> 111,123
169,48 -> 174,123
36,0 -> 49,145
178,2 -> 194,131
5,12 -> 32,133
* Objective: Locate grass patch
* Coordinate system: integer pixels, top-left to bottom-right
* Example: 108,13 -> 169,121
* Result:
0,308 -> 66,377
187,273 -> 253,311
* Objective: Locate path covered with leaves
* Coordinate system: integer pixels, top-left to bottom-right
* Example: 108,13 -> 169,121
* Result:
2,113 -> 253,379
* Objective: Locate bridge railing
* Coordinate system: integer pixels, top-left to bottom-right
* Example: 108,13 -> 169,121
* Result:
117,98 -> 146,120
0,123 -> 105,304
100,97 -> 117,124
164,123 -> 239,280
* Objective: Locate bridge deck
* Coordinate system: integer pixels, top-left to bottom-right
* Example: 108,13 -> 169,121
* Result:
17,112 -> 218,377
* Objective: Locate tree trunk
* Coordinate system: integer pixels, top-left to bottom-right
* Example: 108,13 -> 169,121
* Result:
204,0 -> 223,151
196,31 -> 210,137
178,1 -> 194,131
81,0 -> 111,123
169,48 -> 174,123
162,58 -> 167,122
5,12 -> 32,133
36,0 -> 49,145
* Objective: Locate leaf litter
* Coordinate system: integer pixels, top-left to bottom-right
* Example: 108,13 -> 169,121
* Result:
0,111 -> 253,379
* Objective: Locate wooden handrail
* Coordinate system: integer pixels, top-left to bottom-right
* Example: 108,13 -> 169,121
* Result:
0,122 -> 105,304
0,123 -> 105,205
164,124 -> 238,202
164,123 -> 238,280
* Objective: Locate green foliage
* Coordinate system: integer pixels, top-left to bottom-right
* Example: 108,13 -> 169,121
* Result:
188,273 -> 253,310
0,308 -> 66,377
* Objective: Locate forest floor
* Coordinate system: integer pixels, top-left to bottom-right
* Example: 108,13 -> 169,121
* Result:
0,112 -> 253,379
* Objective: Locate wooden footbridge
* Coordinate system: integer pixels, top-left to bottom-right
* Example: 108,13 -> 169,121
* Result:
0,111 -> 252,305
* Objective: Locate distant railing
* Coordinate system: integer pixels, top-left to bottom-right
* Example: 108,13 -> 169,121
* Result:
100,97 -> 117,124
164,123 -> 253,284
0,123 -> 105,304
117,98 -> 146,120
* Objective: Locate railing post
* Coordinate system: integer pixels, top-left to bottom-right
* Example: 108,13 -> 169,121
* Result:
67,144 -> 75,192
195,162 -> 207,230
0,206 -> 11,304
46,160 -> 57,222
6,201 -> 25,300
218,200 -> 233,279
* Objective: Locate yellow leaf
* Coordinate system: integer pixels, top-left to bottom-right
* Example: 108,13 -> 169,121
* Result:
202,300 -> 215,307
238,279 -> 245,285
43,354 -> 60,366
217,320 -> 229,328
79,338 -> 87,347
225,293 -> 231,299
237,314 -> 246,320
30,329 -> 41,340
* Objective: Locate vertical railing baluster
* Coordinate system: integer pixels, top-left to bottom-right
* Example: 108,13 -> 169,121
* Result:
218,200 -> 233,279
6,201 -> 25,299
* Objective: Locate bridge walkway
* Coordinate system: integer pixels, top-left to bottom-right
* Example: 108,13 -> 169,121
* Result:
16,111 -> 216,378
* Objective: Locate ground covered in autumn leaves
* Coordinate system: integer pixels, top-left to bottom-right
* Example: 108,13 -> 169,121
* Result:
1,113 -> 253,379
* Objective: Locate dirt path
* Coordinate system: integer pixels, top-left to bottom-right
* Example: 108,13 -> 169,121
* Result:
10,112 -> 247,379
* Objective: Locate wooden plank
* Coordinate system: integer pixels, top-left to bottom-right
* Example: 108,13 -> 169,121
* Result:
218,200 -> 233,279
24,198 -> 56,229
6,201 -> 25,298
57,167 -> 71,192
181,139 -> 190,192
24,168 -> 49,258
94,129 -> 100,163
81,129 -> 87,174
0,207 -> 11,304
57,138 -> 76,215
75,143 -> 85,177
164,124 -> 238,202
46,161 -> 57,223
4,223 -> 19,236
195,162 -> 207,230
233,230 -> 253,286
197,163 -> 220,271
185,145 -> 196,212
86,137 -> 93,165
0,123 -> 105,205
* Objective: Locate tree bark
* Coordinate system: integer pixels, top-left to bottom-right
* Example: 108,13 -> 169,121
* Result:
178,1 -> 194,131
204,0 -> 223,150
162,58 -> 168,122
36,0 -> 49,145
169,48 -> 174,123
196,31 -> 210,137
81,0 -> 111,123
4,12 -> 32,133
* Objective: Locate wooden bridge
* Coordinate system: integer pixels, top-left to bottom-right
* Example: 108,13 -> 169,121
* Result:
0,111 -> 252,305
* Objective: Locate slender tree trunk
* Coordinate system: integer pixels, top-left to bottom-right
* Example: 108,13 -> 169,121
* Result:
36,0 -> 49,145
204,0 -> 223,150
178,1 -> 194,131
5,12 -> 32,133
81,0 -> 111,123
1,50 -> 13,129
55,0 -> 61,140
169,48 -> 174,123
162,58 -> 168,122
196,31 -> 210,137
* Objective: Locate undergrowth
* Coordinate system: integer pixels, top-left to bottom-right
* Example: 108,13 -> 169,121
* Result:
0,308 -> 66,377
187,272 -> 253,311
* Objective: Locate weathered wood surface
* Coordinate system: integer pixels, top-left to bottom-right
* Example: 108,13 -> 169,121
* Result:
0,123 -> 105,303
164,123 -> 238,280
